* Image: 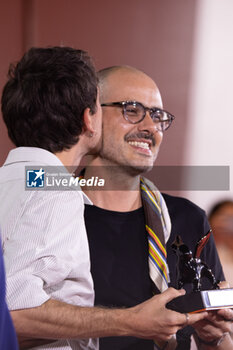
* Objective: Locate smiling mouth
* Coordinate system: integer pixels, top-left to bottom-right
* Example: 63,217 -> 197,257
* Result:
127,141 -> 150,150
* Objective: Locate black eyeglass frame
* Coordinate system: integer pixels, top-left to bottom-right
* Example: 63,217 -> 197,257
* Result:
101,101 -> 175,131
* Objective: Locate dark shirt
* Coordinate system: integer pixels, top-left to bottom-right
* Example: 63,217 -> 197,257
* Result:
85,206 -> 154,349
85,193 -> 224,350
0,238 -> 18,350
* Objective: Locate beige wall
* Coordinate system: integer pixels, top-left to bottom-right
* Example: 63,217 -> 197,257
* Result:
185,0 -> 233,211
0,0 -> 197,167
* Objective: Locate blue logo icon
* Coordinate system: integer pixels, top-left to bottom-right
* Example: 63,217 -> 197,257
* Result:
26,168 -> 45,188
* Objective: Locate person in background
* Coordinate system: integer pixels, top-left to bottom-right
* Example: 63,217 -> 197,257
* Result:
209,200 -> 233,286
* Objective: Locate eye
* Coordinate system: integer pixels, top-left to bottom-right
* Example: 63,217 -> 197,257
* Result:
125,104 -> 140,116
151,109 -> 164,120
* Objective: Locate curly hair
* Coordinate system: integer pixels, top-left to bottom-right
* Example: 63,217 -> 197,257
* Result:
1,46 -> 98,153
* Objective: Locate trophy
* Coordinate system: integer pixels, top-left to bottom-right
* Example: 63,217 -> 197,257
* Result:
166,230 -> 233,313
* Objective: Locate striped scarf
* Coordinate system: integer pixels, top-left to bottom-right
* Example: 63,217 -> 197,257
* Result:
140,177 -> 171,292
141,177 -> 177,350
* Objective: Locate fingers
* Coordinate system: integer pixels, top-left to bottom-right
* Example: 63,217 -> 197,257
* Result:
175,311 -> 208,328
158,287 -> 186,304
194,309 -> 233,339
217,308 -> 233,321
186,311 -> 208,326
195,322 -> 231,340
158,288 -> 207,329
159,288 -> 207,328
218,280 -> 230,289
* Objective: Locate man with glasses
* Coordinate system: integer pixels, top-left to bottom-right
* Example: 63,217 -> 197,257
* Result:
83,66 -> 233,350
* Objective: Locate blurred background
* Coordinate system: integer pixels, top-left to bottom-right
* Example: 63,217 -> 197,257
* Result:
0,0 -> 232,213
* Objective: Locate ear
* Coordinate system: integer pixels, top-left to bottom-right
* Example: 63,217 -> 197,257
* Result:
82,108 -> 95,135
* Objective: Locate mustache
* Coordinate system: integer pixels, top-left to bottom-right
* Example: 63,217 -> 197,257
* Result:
124,132 -> 156,146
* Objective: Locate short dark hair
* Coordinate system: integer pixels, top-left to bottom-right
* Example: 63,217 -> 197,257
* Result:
208,200 -> 233,220
1,46 -> 98,153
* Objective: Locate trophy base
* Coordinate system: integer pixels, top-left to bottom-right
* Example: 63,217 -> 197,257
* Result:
166,288 -> 233,313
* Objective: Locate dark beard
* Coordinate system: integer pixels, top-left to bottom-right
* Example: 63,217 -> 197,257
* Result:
98,152 -> 154,176
121,163 -> 154,176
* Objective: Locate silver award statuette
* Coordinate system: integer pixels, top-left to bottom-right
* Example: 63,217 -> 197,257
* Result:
166,230 -> 233,313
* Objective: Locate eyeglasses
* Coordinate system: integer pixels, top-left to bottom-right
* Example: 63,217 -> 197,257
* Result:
101,101 -> 175,131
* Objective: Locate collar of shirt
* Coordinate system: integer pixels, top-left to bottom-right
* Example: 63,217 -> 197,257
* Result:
3,147 -> 92,205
